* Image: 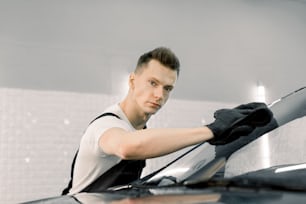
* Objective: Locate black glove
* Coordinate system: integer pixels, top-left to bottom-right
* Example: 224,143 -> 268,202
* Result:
207,102 -> 273,145
233,102 -> 273,126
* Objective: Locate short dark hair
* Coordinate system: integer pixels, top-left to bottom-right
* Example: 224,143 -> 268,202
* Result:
135,47 -> 180,76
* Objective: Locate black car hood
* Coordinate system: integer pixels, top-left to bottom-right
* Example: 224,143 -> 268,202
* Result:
24,183 -> 306,204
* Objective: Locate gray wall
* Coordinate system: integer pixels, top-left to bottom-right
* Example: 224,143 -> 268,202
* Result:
0,0 -> 305,103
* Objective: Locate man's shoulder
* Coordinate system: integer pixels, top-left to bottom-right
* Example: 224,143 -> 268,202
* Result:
88,103 -> 135,131
104,103 -> 121,112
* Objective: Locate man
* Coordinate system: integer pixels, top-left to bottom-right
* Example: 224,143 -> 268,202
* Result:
64,47 -> 272,195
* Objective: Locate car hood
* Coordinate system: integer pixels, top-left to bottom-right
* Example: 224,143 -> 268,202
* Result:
24,180 -> 306,204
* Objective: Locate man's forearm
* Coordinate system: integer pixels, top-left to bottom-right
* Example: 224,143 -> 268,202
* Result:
119,127 -> 213,160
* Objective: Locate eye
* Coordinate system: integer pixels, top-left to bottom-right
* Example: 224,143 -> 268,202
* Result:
149,80 -> 158,87
164,86 -> 173,92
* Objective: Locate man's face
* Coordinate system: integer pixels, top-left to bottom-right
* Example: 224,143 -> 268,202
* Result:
130,59 -> 177,115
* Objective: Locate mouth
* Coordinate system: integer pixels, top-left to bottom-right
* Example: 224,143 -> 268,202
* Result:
148,102 -> 161,109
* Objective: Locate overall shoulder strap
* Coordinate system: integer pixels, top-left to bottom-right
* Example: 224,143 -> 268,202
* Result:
61,112 -> 120,195
89,112 -> 121,125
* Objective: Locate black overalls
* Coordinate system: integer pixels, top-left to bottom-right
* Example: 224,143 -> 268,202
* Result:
62,113 -> 146,195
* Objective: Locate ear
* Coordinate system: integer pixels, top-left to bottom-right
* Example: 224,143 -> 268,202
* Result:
129,73 -> 135,89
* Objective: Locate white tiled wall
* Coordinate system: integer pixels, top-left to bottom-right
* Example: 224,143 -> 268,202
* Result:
0,88 -> 231,203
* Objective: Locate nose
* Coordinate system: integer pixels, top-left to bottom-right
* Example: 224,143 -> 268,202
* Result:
154,86 -> 164,100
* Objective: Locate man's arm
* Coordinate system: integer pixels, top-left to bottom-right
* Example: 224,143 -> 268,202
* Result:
99,127 -> 214,160
99,102 -> 273,160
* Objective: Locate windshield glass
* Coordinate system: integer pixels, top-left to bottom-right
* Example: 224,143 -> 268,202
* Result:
142,87 -> 306,187
225,116 -> 306,177
145,143 -> 216,184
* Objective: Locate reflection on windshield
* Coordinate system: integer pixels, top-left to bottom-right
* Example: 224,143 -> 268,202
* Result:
275,163 -> 306,174
161,167 -> 191,177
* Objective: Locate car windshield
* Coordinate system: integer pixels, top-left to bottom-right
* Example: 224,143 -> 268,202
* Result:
139,87 -> 306,189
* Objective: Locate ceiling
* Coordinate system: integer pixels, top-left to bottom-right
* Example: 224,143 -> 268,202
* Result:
0,0 -> 305,104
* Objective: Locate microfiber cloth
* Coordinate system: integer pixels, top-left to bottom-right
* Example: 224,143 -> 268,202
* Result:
232,102 -> 273,126
208,102 -> 273,145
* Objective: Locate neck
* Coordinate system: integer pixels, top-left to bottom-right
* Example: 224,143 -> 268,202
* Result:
119,97 -> 150,130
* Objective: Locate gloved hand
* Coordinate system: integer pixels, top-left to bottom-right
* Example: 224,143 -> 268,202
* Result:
207,102 -> 273,145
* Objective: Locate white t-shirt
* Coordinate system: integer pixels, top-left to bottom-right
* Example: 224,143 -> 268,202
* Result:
68,104 -> 136,195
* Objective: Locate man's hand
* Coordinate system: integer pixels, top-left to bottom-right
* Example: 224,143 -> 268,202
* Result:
207,102 -> 273,145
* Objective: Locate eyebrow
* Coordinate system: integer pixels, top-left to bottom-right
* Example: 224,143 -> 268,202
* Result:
150,77 -> 175,90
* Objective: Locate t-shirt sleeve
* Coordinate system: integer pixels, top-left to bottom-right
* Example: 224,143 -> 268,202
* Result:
85,115 -> 132,155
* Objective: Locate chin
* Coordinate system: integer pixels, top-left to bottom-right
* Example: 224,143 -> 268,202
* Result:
144,107 -> 160,115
